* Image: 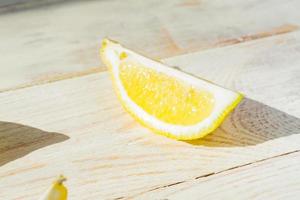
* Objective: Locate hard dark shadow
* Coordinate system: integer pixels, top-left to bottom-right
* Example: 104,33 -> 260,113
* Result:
0,121 -> 69,166
185,98 -> 300,147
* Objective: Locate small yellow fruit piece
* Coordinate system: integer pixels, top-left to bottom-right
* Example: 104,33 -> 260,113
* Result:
39,175 -> 68,200
119,63 -> 214,125
100,39 -> 243,140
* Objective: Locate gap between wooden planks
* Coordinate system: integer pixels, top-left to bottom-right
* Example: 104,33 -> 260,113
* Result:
1,0 -> 300,92
1,23 -> 298,94
135,150 -> 300,199
0,30 -> 300,199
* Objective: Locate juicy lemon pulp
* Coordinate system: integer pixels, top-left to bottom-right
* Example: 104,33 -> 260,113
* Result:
100,39 -> 243,140
120,61 -> 215,125
39,175 -> 67,200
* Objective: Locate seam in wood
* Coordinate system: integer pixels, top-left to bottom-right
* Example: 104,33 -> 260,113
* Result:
130,149 -> 300,198
0,67 -> 106,93
215,24 -> 298,47
1,25 -> 298,94
112,197 -> 125,200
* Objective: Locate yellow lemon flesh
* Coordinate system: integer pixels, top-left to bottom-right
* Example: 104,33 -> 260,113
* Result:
39,175 -> 67,200
120,62 -> 215,125
100,39 -> 243,140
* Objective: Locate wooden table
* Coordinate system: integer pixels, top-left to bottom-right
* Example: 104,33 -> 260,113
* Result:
1,0 -> 300,199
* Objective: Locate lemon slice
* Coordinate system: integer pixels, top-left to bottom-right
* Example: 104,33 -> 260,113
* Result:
100,39 -> 243,140
39,175 -> 67,200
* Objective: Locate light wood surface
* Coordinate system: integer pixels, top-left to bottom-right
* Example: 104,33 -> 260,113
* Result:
1,0 -> 300,91
136,151 -> 300,200
1,29 -> 300,199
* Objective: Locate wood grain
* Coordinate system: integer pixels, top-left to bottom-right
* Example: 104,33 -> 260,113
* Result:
0,0 -> 63,12
135,151 -> 300,199
165,31 -> 300,118
0,31 -> 300,199
1,0 -> 300,91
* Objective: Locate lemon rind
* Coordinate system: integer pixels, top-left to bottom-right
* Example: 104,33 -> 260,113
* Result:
100,39 -> 243,140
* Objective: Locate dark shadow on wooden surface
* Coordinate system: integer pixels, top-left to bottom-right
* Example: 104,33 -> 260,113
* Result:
186,98 -> 300,147
0,121 -> 69,166
0,0 -> 89,14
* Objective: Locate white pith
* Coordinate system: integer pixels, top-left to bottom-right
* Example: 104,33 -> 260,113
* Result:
103,42 -> 240,138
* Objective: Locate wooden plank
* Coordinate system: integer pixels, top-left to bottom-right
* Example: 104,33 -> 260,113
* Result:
0,0 -> 32,8
135,151 -> 300,199
1,0 -> 300,91
165,31 -> 300,118
0,0 -> 79,13
0,31 -> 300,199
0,0 -> 53,8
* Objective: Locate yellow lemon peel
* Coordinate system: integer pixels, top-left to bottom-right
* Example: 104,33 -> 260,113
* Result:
100,39 -> 243,140
39,175 -> 68,200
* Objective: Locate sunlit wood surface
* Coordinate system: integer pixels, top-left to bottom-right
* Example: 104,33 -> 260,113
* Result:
1,0 -> 300,199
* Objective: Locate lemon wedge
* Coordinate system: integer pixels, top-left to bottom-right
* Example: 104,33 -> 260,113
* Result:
100,39 -> 243,140
39,175 -> 67,200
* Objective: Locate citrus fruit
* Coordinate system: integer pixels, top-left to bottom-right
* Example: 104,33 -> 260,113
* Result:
100,39 -> 243,140
39,175 -> 67,200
